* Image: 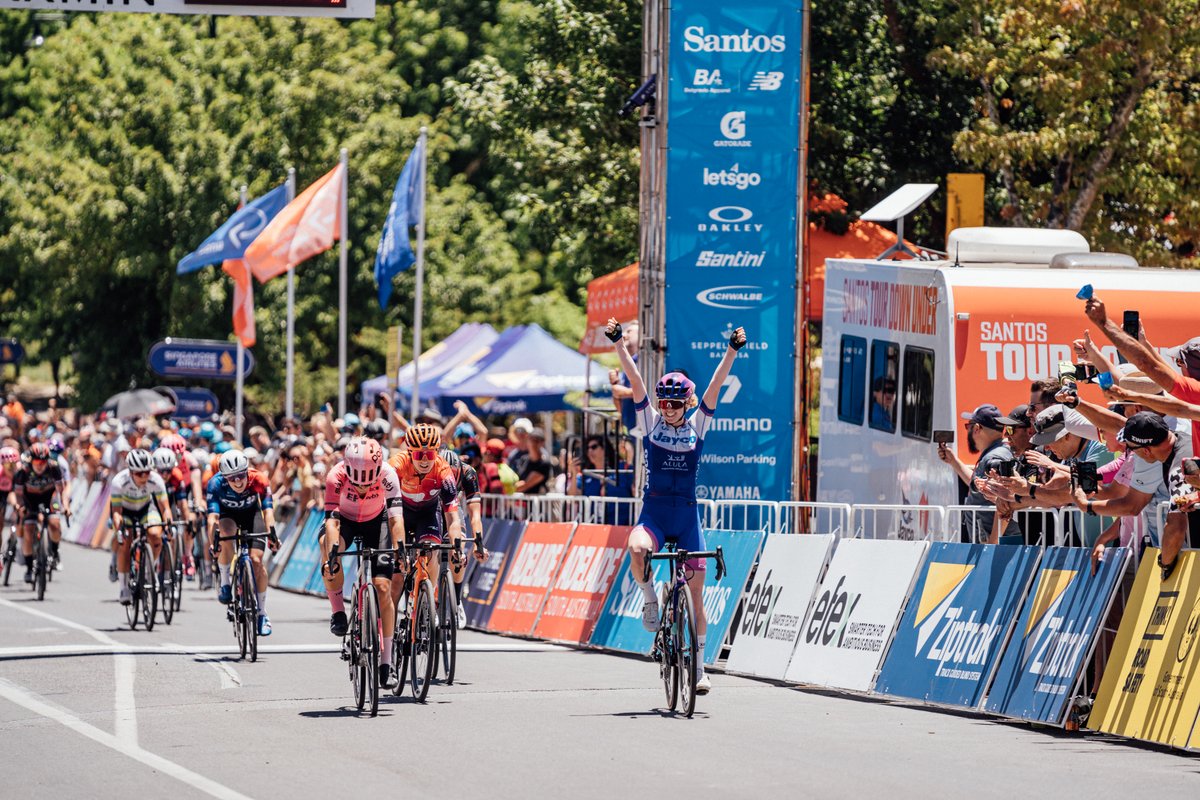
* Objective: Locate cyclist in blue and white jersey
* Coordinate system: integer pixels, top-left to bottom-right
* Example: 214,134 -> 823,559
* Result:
606,316 -> 746,695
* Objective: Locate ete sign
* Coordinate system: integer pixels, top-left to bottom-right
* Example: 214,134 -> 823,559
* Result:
148,339 -> 254,382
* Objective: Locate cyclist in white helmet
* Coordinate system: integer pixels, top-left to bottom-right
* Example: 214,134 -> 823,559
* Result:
111,448 -> 173,605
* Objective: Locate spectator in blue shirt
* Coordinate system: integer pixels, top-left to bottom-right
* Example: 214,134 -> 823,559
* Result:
567,434 -> 635,524
870,376 -> 897,432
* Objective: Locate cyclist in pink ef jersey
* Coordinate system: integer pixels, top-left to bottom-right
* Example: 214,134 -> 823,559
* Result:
321,437 -> 407,689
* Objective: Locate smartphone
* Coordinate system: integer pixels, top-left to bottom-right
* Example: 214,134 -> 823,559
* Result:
1072,461 -> 1099,494
932,430 -> 955,446
1183,458 -> 1200,477
1074,363 -> 1099,382
1123,310 -> 1140,339
995,460 -> 1016,478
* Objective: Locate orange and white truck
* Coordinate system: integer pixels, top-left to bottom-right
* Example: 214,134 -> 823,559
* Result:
816,228 -> 1200,521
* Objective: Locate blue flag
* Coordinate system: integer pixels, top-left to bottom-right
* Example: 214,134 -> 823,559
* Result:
374,137 -> 426,309
177,183 -> 289,274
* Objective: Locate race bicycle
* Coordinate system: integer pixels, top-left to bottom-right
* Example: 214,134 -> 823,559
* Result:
645,544 -> 725,718
119,517 -> 159,629
326,541 -> 398,718
433,537 -> 480,686
157,520 -> 186,625
214,527 -> 272,661
1,521 -> 18,587
393,540 -> 462,702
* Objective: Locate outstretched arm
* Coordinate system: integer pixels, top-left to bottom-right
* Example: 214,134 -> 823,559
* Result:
1084,297 -> 1178,391
606,318 -> 647,404
702,327 -> 746,410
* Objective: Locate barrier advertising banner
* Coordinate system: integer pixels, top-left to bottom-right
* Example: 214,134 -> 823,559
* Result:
784,538 -> 928,691
487,522 -> 576,637
664,1 -> 803,503
70,482 -> 110,546
463,519 -> 527,629
985,547 -> 1130,724
725,533 -> 834,679
699,529 -> 765,663
277,512 -> 325,592
1090,549 -> 1200,748
587,553 -> 672,655
534,525 -> 632,644
875,543 -> 1041,708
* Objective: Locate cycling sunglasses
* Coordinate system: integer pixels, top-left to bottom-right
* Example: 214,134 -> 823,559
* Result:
658,399 -> 686,410
227,471 -> 248,482
412,449 -> 437,461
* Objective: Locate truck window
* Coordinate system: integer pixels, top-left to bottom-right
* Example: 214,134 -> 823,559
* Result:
869,340 -> 899,433
900,346 -> 935,441
837,335 -> 867,426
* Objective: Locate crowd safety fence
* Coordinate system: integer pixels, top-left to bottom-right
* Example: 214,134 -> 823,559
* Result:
57,479 -> 1200,751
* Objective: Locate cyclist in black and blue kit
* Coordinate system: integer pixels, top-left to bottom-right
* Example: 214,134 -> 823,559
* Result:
606,316 -> 746,696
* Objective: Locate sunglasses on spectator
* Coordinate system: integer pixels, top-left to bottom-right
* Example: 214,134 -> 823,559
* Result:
587,443 -> 603,450
412,449 -> 437,461
658,399 -> 685,410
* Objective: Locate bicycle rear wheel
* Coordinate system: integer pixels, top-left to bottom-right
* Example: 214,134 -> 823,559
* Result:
659,585 -> 678,711
240,563 -> 258,662
140,542 -> 158,632
158,544 -> 175,626
392,610 -> 410,697
410,579 -> 436,702
127,543 -> 142,630
437,576 -> 457,685
676,586 -> 699,718
363,589 -> 380,717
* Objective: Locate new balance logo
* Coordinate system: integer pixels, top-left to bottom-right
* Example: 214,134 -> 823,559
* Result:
749,71 -> 784,91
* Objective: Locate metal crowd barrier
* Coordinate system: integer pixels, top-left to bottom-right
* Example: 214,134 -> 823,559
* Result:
708,500 -> 778,533
850,503 -> 948,542
777,501 -> 853,537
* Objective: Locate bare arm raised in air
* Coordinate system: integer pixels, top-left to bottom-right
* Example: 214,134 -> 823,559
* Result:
702,328 -> 747,410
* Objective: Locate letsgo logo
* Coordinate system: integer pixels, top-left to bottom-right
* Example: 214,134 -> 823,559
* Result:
682,26 -> 786,53
702,164 -> 761,190
695,285 -> 768,309
716,111 -> 751,147
698,206 -> 762,233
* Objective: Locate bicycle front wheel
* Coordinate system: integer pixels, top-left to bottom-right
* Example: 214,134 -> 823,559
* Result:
158,544 -> 175,626
437,576 -> 457,685
410,579 -> 436,702
34,539 -> 48,601
240,563 -> 258,662
127,544 -> 141,629
171,532 -> 184,611
349,606 -> 365,711
1,537 -> 13,587
363,589 -> 380,717
140,542 -> 158,631
660,585 -> 678,711
676,586 -> 699,718
392,610 -> 410,698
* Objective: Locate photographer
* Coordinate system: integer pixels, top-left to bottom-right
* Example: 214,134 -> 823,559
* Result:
566,434 -> 635,524
938,404 -> 1020,542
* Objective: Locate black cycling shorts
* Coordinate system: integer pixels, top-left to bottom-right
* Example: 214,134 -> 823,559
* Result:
402,506 -> 445,544
338,513 -> 395,579
22,493 -> 60,524
219,509 -> 265,551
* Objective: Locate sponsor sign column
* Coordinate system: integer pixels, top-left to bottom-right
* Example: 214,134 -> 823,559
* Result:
664,2 -> 802,502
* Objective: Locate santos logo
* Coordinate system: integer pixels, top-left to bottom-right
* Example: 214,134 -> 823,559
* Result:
696,285 -> 767,309
682,26 -> 786,53
698,206 -> 763,233
702,164 -> 761,190
717,111 -> 751,147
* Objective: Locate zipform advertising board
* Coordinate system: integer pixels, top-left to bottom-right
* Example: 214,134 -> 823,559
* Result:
534,525 -> 631,644
875,543 -> 1041,708
785,538 -> 929,691
487,523 -> 577,637
463,519 -> 527,630
984,547 -> 1130,724
1090,549 -> 1200,749
725,533 -> 834,679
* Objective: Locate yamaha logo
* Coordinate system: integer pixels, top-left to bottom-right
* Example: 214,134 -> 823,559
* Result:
696,285 -> 768,309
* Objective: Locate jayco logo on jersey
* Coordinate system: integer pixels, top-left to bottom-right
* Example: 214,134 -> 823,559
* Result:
682,26 -> 786,53
716,111 -> 751,147
702,164 -> 761,190
697,206 -> 762,234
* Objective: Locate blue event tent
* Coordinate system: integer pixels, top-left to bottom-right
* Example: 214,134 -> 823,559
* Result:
360,322 -> 499,406
435,324 -> 610,415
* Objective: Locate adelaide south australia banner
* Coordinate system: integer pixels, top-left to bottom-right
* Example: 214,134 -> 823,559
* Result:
664,1 -> 802,503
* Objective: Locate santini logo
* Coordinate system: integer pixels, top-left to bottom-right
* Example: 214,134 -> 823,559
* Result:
702,164 -> 761,190
682,26 -> 786,53
696,285 -> 766,309
695,251 -> 765,267
699,206 -> 762,233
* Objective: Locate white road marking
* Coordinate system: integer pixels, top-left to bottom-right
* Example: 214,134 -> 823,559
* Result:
0,596 -> 139,745
164,642 -> 242,689
0,641 -> 565,657
0,677 -> 252,800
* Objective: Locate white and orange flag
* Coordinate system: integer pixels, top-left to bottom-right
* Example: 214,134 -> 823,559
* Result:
245,162 -> 346,283
222,242 -> 256,347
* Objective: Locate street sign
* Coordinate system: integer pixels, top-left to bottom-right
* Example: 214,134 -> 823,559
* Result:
0,0 -> 375,19
148,339 -> 254,382
0,339 -> 24,365
162,388 -> 222,420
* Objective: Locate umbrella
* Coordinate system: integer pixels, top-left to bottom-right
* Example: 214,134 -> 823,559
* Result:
100,389 -> 176,418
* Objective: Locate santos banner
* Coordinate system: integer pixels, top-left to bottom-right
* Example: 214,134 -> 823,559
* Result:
984,547 -> 1129,724
663,1 -> 803,503
875,543 -> 1041,708
534,525 -> 631,644
725,533 -> 834,679
1090,549 -> 1200,749
785,538 -> 928,691
488,523 -> 577,637
463,519 -> 527,630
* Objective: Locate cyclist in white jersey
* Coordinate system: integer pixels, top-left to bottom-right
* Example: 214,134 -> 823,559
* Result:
606,317 -> 746,695
110,449 -> 173,605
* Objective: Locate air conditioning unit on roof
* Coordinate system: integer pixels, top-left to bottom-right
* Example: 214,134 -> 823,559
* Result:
947,227 -> 1090,264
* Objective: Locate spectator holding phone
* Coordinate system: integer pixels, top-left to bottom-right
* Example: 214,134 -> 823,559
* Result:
938,404 -> 1020,542
566,434 -> 635,524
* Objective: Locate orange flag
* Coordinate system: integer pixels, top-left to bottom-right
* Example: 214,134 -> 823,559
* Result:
245,163 -> 346,283
222,255 -> 256,347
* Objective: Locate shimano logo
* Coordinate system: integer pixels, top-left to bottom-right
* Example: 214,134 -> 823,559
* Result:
695,250 -> 765,268
708,417 -> 773,432
716,111 -> 750,147
698,206 -> 762,233
696,285 -> 767,309
702,164 -> 761,190
682,26 -> 786,53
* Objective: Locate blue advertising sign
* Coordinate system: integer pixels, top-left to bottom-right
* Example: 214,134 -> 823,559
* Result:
168,388 -> 221,420
874,543 -> 1041,708
148,338 -> 255,381
277,511 -> 325,592
984,547 -> 1130,724
0,339 -> 24,364
588,529 -> 764,664
464,519 -> 527,629
664,1 -> 803,502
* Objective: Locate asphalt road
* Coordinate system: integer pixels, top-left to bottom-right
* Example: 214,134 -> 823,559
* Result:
1,544 -> 1198,799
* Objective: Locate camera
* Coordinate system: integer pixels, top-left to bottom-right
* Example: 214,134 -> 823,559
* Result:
1183,457 -> 1200,477
1071,461 -> 1099,494
619,74 -> 657,118
995,460 -> 1016,478
932,430 -> 954,446
1058,360 -> 1078,389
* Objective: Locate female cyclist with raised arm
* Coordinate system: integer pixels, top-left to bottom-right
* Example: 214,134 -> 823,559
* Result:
606,316 -> 746,695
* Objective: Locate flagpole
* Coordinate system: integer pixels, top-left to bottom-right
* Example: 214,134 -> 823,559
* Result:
285,167 -> 296,420
236,185 -> 248,444
411,127 -> 429,420
338,147 -> 349,418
